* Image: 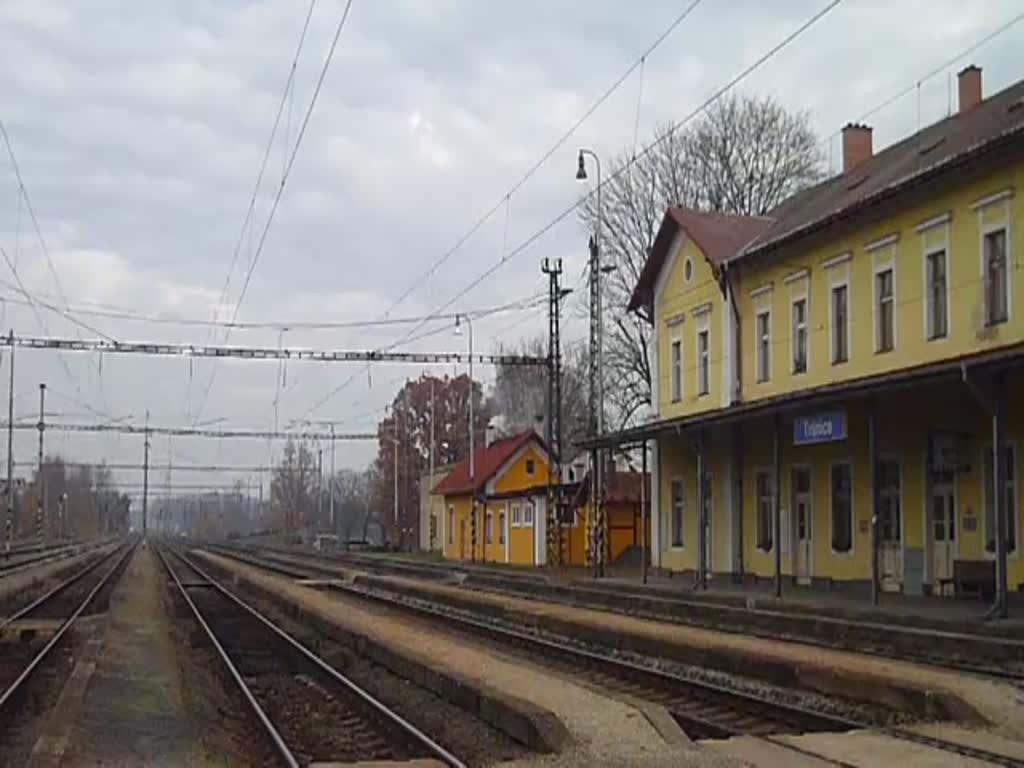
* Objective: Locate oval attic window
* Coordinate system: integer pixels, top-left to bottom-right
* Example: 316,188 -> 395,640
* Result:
684,258 -> 693,283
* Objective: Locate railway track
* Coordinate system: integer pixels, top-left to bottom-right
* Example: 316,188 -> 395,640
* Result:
246,543 -> 1024,682
209,544 -> 1024,768
0,542 -> 125,629
156,544 -> 465,768
0,538 -> 136,749
0,541 -> 98,579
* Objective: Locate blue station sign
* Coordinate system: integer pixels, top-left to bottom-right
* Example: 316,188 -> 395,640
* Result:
793,409 -> 847,445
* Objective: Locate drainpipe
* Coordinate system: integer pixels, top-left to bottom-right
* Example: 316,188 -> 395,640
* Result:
961,364 -> 1008,620
869,399 -> 879,607
695,432 -> 706,590
718,264 -> 743,404
721,264 -> 744,581
773,414 -> 782,599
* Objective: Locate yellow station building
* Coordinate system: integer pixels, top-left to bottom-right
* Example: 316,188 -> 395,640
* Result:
591,66 -> 1024,609
435,430 -> 588,565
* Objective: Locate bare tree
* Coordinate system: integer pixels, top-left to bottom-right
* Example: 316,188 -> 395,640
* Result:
270,439 -> 317,535
490,335 -> 591,459
580,93 -> 824,427
333,467 -> 372,542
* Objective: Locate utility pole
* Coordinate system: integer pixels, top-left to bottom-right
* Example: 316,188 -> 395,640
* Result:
587,235 -> 606,578
316,445 -> 323,531
329,424 -> 336,536
142,410 -> 150,538
36,383 -> 45,545
543,257 -> 566,566
5,330 -> 14,554
429,378 -> 435,551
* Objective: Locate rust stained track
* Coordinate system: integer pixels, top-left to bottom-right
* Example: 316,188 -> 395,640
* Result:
0,538 -> 136,712
157,544 -> 467,768
213,544 -> 1024,768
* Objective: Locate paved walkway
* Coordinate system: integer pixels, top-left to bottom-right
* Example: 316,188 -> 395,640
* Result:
33,545 -> 203,767
350,549 -> 1024,629
198,550 -> 733,767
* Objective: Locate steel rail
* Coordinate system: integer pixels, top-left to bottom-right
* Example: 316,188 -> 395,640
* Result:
264,545 -> 1024,681
213,544 -> 1024,768
0,539 -> 136,712
163,545 -> 466,768
0,539 -> 113,578
155,544 -> 299,768
0,542 -> 121,631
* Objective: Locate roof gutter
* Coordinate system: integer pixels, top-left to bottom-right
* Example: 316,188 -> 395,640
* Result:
726,126 -> 1024,267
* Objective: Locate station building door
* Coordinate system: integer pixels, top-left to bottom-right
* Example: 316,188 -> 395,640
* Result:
790,466 -> 812,585
929,475 -> 957,589
878,460 -> 903,591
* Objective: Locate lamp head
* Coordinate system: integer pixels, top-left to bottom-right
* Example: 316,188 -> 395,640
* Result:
576,150 -> 587,180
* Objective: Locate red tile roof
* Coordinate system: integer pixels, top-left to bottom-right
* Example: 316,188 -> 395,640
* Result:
628,207 -> 771,313
431,430 -> 541,496
572,468 -> 650,507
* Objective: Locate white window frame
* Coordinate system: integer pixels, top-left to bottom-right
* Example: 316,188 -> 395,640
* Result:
523,501 -> 535,527
873,260 -> 896,353
485,508 -> 493,544
923,244 -> 950,341
755,309 -> 771,383
499,509 -> 507,546
790,294 -> 808,375
511,502 -> 522,528
975,192 -> 1014,326
829,460 -> 855,556
670,338 -> 682,402
696,323 -> 710,397
982,441 -> 1018,559
829,277 -> 850,365
981,224 -> 1011,326
670,477 -> 684,549
447,505 -> 454,544
754,468 -> 774,553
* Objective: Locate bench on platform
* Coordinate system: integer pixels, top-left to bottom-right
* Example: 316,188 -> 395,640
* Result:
953,559 -> 995,600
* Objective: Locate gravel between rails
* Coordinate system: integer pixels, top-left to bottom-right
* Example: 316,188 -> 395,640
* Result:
166,550 -> 456,766
216,568 -> 532,767
163,574 -> 281,766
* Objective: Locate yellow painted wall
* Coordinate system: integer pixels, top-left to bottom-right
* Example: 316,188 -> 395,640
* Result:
735,165 -> 1024,403
653,378 -> 1024,590
441,493 -> 474,561
655,236 -> 725,419
493,443 -> 550,493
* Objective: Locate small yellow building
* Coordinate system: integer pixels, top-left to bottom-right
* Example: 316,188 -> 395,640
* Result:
435,430 -> 586,565
593,65 -> 1024,611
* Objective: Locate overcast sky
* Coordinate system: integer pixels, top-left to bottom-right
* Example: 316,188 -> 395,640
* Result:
0,0 -> 1021,497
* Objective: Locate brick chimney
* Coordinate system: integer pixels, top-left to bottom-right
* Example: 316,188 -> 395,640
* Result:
842,123 -> 873,174
958,65 -> 982,114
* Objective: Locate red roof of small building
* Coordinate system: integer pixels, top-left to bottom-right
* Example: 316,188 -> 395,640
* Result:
628,207 -> 771,314
572,467 -> 651,507
431,430 -> 541,496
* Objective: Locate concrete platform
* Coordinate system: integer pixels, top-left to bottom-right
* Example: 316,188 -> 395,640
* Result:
309,564 -> 1024,737
195,550 -> 728,767
329,550 -> 1024,633
27,546 -> 203,768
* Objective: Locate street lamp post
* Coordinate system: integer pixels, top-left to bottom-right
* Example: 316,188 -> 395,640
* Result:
455,314 -> 475,560
577,148 -> 607,577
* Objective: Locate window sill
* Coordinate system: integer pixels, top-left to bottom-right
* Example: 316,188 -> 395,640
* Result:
874,347 -> 894,355
831,358 -> 849,366
926,333 -> 949,343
